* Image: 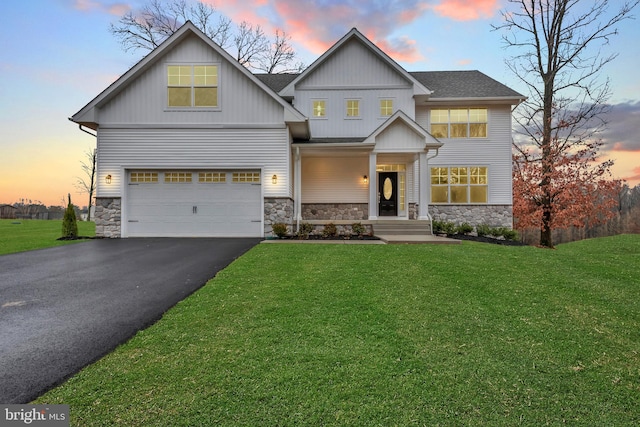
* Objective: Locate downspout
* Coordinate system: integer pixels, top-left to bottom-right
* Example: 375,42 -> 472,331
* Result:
424,148 -> 439,234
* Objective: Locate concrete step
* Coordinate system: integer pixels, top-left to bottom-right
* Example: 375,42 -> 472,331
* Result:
372,220 -> 432,236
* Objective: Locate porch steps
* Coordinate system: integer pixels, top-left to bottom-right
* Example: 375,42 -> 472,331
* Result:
372,220 -> 432,236
372,220 -> 461,244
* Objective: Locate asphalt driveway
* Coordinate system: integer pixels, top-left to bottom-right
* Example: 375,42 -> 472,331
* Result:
0,238 -> 259,404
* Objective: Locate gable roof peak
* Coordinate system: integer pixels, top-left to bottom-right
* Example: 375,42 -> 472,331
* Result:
279,27 -> 431,97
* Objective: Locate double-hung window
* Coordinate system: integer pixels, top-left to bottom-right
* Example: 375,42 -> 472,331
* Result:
430,108 -> 487,138
431,166 -> 488,203
346,99 -> 360,118
380,99 -> 393,117
168,65 -> 218,108
312,100 -> 326,118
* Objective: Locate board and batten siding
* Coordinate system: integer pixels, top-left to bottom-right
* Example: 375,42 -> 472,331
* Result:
98,34 -> 286,126
416,105 -> 514,204
96,128 -> 291,198
295,88 -> 414,138
297,39 -> 410,89
301,156 -> 369,203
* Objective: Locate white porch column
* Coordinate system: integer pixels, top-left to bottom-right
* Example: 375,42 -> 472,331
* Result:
294,147 -> 302,224
418,151 -> 430,220
368,151 -> 378,220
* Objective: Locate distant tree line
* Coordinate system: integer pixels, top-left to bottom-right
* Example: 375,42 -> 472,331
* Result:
1,198 -> 86,220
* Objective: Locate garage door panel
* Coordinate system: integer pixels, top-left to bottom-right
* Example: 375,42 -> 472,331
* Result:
126,170 -> 262,237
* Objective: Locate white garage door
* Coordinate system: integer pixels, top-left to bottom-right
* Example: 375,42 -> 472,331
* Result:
126,170 -> 262,237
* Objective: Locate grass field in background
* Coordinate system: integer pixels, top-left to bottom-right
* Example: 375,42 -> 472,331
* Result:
0,219 -> 95,255
36,235 -> 640,426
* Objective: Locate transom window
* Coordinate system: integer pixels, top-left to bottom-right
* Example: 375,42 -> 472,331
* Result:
232,172 -> 261,183
346,99 -> 360,117
130,172 -> 158,183
431,166 -> 488,203
164,172 -> 192,183
380,99 -> 393,116
430,108 -> 487,138
376,164 -> 406,172
168,65 -> 218,108
198,172 -> 226,183
312,100 -> 326,117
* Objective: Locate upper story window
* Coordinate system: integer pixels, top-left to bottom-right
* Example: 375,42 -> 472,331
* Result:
346,99 -> 360,118
430,108 -> 487,138
167,65 -> 218,108
380,99 -> 393,117
312,100 -> 326,118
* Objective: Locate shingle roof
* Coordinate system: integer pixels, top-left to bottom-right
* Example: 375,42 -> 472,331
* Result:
255,70 -> 523,100
410,71 -> 523,99
254,73 -> 298,93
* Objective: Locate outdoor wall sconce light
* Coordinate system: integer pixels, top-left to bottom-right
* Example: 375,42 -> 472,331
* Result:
105,174 -> 112,184
363,175 -> 368,184
272,174 -> 277,184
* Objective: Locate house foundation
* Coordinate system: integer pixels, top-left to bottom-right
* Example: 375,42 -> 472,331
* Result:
301,203 -> 369,220
430,205 -> 513,228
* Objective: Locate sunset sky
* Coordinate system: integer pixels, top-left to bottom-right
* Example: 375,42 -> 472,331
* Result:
1,0 -> 639,207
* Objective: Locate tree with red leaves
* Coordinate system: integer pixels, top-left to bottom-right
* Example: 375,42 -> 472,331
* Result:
495,0 -> 639,247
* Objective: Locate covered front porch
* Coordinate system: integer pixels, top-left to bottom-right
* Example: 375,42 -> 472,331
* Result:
291,111 -> 443,228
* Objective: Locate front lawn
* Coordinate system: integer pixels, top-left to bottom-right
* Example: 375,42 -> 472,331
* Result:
0,219 -> 95,255
37,235 -> 640,425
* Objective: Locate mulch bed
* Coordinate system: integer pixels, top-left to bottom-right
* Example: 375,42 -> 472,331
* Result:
444,234 -> 528,246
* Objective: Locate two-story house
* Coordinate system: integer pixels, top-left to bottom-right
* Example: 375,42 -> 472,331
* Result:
71,22 -> 523,238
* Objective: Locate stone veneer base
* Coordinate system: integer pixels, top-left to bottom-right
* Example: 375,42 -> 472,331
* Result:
430,205 -> 513,228
94,197 -> 121,238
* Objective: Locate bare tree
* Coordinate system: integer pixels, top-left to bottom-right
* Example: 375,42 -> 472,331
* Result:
109,0 -> 301,73
74,149 -> 96,221
256,29 -> 306,74
494,0 -> 639,248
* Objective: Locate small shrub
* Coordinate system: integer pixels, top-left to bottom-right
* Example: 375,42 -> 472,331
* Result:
271,222 -> 288,238
61,194 -> 78,239
501,228 -> 519,241
322,223 -> 337,238
476,224 -> 491,237
456,222 -> 474,235
432,220 -> 445,234
297,222 -> 314,239
441,221 -> 457,235
351,222 -> 366,236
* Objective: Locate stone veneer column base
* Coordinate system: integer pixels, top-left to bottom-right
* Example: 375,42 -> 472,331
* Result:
94,198 -> 121,238
430,205 -> 513,228
264,198 -> 294,236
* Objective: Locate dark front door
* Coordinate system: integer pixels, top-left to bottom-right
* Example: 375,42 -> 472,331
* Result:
378,172 -> 397,216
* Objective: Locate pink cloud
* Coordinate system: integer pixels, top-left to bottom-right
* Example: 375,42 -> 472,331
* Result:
73,0 -> 131,16
457,59 -> 472,66
431,0 -> 500,21
612,142 -> 640,153
199,1 -> 429,61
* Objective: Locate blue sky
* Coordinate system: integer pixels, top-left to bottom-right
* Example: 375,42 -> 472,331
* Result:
1,0 -> 639,206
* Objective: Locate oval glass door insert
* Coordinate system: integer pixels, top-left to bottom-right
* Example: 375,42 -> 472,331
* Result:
383,177 -> 393,200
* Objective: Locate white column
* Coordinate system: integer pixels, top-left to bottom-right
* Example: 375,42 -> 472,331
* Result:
295,147 -> 302,224
418,151 -> 430,220
368,152 -> 378,220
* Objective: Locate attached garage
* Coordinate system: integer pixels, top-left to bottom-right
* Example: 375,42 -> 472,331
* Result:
124,170 -> 262,237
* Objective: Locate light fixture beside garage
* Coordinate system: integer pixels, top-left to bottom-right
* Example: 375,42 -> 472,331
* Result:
272,174 -> 277,184
363,175 -> 368,185
105,174 -> 112,184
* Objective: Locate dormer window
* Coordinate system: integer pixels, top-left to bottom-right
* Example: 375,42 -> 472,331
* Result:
346,99 -> 360,118
312,100 -> 326,118
167,65 -> 218,108
380,99 -> 393,117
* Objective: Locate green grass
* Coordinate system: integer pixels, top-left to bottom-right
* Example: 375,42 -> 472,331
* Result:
37,235 -> 640,425
0,219 -> 95,255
